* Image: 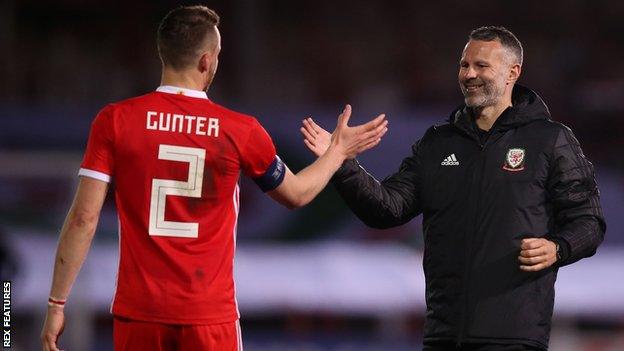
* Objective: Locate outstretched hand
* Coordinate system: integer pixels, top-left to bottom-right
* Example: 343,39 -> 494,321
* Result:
300,105 -> 387,159
301,117 -> 332,157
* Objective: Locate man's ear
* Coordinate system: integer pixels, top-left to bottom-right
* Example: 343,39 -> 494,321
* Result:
508,63 -> 521,84
198,52 -> 212,73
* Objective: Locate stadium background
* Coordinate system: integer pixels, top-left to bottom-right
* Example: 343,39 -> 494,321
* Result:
1,0 -> 623,350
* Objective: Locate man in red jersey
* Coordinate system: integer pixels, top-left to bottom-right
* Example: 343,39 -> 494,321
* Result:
40,6 -> 387,351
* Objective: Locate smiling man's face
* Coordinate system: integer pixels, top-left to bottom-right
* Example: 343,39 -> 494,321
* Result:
458,39 -> 513,108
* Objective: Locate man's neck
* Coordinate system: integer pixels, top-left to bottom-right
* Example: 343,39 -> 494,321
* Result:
160,69 -> 206,92
472,99 -> 512,131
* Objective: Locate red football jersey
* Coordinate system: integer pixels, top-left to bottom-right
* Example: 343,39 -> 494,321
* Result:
79,86 -> 285,324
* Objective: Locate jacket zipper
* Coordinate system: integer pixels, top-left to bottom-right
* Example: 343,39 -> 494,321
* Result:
457,139 -> 487,347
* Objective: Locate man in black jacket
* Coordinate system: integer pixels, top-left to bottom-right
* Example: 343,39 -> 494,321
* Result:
300,26 -> 605,350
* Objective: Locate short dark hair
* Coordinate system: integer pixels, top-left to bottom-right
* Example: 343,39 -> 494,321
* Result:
157,6 -> 220,70
469,26 -> 523,65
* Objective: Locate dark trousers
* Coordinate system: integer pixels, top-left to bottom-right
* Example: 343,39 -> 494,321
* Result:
423,341 -> 545,351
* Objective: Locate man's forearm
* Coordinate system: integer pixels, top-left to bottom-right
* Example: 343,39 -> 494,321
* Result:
48,207 -> 99,300
333,159 -> 420,229
549,126 -> 606,267
554,216 -> 605,267
272,146 -> 346,209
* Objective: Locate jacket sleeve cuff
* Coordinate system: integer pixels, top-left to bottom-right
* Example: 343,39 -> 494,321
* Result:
551,237 -> 571,266
331,158 -> 361,182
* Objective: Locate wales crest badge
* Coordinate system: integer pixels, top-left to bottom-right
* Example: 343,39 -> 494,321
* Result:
503,148 -> 526,172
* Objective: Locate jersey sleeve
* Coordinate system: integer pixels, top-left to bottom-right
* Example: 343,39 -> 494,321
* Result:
78,105 -> 116,183
241,120 -> 285,192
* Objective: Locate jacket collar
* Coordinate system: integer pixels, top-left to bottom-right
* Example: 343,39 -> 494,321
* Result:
156,85 -> 209,99
450,84 -> 551,141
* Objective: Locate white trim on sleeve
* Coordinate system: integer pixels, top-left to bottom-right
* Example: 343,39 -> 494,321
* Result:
78,168 -> 112,183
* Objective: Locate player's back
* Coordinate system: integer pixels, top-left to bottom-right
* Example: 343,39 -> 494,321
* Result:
79,86 -> 279,324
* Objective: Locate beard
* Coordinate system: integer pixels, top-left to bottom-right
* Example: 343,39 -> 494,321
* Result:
460,77 -> 504,108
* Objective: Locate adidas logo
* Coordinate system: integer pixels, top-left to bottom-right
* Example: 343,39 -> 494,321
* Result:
441,153 -> 459,166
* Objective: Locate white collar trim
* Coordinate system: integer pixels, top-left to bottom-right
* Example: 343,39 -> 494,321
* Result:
156,85 -> 208,99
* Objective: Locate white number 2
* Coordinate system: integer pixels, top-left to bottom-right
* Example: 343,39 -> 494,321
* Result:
149,144 -> 205,238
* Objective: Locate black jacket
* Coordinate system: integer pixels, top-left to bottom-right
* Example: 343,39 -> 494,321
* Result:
332,85 -> 605,349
